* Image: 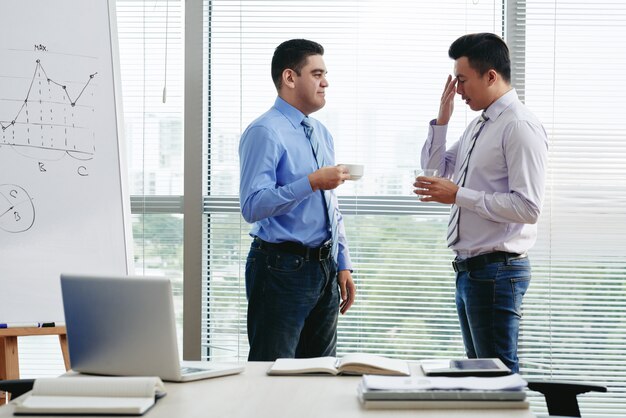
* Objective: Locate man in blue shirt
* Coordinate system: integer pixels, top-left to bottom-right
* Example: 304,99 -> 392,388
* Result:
239,39 -> 356,361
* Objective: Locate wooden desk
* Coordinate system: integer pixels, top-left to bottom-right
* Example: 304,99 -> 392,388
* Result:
0,327 -> 70,403
0,362 -> 535,418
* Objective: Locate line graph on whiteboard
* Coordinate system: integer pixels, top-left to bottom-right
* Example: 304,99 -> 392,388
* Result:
0,57 -> 97,161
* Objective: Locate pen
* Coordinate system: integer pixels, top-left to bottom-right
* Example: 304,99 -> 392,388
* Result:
0,322 -> 56,328
0,323 -> 38,328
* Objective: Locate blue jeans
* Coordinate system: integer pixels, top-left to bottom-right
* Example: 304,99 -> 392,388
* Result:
245,239 -> 339,361
455,256 -> 531,373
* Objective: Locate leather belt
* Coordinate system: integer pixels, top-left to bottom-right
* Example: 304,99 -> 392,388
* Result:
254,237 -> 331,261
452,251 -> 526,273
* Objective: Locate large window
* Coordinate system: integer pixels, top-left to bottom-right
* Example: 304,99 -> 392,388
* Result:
517,1 -> 626,415
18,1 -> 626,416
203,0 -> 501,360
117,0 -> 185,347
202,0 -> 626,415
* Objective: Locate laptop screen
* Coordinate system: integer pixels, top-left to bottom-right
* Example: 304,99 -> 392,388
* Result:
60,274 -> 183,381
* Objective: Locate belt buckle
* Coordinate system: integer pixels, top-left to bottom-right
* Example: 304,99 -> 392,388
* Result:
319,245 -> 330,261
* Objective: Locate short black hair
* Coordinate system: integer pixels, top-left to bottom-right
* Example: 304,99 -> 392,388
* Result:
448,33 -> 511,83
271,39 -> 324,90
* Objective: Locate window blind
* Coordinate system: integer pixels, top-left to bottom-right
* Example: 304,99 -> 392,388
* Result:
204,0 -> 625,415
117,0 -> 185,348
117,0 -> 185,275
512,1 -> 626,415
203,0 -> 502,360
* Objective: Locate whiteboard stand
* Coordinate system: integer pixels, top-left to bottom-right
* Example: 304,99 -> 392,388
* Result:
0,327 -> 70,403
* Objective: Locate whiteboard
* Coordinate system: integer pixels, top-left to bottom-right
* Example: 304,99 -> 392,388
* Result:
0,0 -> 130,323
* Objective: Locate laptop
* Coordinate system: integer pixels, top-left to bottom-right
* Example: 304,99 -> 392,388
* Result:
60,273 -> 244,382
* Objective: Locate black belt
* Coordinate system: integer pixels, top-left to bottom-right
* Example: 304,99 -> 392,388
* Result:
254,237 -> 332,261
452,251 -> 526,273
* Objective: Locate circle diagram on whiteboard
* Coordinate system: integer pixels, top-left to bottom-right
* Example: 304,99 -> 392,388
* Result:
0,184 -> 35,233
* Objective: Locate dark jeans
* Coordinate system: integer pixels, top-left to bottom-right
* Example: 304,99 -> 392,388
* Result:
245,239 -> 339,361
455,256 -> 531,373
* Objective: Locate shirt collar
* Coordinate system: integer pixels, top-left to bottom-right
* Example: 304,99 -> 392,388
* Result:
483,88 -> 518,122
274,96 -> 307,129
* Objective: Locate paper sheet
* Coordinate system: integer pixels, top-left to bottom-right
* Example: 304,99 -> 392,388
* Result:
362,373 -> 527,391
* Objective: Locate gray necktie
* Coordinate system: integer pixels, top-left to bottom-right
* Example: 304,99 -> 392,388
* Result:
301,118 -> 339,262
447,112 -> 489,247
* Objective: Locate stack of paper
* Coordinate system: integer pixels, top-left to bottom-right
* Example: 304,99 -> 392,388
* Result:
358,374 -> 529,410
12,376 -> 166,416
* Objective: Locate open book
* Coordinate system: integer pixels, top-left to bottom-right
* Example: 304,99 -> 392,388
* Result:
267,354 -> 410,376
13,376 -> 166,416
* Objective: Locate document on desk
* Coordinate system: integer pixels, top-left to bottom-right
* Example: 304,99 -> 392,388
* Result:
362,373 -> 527,391
12,376 -> 166,416
358,374 -> 529,410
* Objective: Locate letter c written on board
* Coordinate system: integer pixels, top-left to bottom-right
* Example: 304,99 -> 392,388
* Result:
77,166 -> 88,176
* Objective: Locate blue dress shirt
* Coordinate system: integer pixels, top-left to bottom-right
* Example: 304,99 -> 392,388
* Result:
239,96 -> 352,271
421,89 -> 549,258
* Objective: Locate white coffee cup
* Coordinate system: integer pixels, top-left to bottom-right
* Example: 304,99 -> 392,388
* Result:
341,164 -> 364,181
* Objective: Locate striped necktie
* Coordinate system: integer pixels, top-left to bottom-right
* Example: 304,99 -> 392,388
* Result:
301,118 -> 339,263
447,112 -> 489,247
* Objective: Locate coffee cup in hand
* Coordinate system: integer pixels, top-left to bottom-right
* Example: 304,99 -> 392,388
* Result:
413,168 -> 439,200
414,168 -> 439,178
341,164 -> 364,181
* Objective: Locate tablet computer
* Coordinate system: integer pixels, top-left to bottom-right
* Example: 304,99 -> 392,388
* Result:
420,358 -> 511,377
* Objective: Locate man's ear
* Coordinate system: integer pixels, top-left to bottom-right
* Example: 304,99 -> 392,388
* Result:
487,69 -> 498,85
282,69 -> 297,89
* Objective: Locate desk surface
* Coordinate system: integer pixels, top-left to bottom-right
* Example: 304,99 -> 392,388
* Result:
0,362 -> 536,418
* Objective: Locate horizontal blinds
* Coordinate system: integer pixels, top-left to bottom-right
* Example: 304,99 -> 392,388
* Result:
203,0 -> 502,362
207,0 -> 502,197
205,0 -> 626,414
514,0 -> 626,415
336,213 -> 459,356
117,0 -> 184,198
117,0 -> 185,274
206,1 -> 626,415
117,0 -> 185,346
202,199 -> 458,360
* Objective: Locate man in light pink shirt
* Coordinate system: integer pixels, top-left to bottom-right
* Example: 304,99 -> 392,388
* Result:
416,33 -> 548,373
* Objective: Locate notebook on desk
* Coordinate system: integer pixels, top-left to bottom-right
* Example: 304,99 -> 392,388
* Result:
60,273 -> 244,382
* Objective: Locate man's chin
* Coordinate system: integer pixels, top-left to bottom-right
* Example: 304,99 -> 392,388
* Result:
467,102 -> 481,111
311,101 -> 325,113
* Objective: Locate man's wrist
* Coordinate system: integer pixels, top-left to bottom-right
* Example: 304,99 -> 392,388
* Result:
308,172 -> 319,191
